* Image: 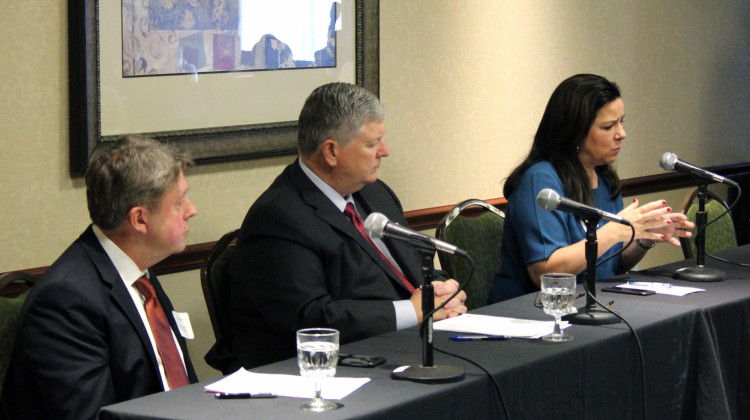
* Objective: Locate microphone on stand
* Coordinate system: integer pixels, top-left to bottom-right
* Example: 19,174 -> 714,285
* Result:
659,152 -> 728,282
364,213 -> 468,256
364,212 -> 466,384
536,189 -> 632,225
535,189 -> 622,325
659,152 -> 738,187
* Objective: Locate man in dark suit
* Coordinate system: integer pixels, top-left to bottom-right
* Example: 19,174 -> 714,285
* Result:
1,135 -> 198,419
206,82 -> 467,373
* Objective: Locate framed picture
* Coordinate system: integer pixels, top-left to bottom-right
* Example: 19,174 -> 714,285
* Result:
69,0 -> 380,175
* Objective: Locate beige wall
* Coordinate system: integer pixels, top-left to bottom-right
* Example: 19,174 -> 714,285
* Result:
1,1 -> 748,381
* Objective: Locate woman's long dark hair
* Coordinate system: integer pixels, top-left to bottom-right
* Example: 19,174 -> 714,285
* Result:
503,74 -> 622,206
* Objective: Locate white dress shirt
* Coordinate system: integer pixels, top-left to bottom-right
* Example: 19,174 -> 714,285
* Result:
92,225 -> 187,391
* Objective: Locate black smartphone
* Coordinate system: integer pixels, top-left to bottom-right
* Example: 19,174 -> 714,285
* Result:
601,286 -> 655,296
338,354 -> 386,368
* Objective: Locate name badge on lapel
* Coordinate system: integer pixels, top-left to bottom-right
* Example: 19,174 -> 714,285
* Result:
172,311 -> 195,339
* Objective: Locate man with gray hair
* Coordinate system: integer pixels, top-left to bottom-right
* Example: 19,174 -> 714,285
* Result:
206,82 -> 466,372
2,135 -> 198,419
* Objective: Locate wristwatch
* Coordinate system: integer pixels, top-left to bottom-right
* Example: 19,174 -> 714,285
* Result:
637,239 -> 656,250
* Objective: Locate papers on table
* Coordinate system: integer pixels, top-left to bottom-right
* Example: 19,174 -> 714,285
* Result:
617,282 -> 705,296
205,369 -> 370,400
434,313 -> 568,338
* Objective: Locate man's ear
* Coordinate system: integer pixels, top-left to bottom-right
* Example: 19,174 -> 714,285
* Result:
321,139 -> 339,166
127,206 -> 149,235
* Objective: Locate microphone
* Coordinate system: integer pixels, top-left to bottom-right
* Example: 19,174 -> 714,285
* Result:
364,213 -> 468,256
659,152 -> 738,187
536,189 -> 631,226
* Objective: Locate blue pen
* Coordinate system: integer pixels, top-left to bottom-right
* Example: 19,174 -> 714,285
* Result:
450,335 -> 510,341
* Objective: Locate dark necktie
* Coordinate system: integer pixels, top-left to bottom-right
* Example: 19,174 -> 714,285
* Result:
134,276 -> 190,390
344,202 -> 415,293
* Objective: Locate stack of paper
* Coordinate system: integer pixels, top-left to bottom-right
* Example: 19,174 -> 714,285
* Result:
617,282 -> 705,296
434,313 -> 568,338
205,369 -> 370,400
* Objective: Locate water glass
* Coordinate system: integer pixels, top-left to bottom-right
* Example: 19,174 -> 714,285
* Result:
297,328 -> 341,411
540,273 -> 576,342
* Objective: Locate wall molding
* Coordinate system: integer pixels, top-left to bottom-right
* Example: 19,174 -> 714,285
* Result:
4,162 -> 749,283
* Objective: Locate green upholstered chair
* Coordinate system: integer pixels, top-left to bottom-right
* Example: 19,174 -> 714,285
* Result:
200,230 -> 239,341
0,271 -> 35,396
679,188 -> 738,260
436,199 -> 505,311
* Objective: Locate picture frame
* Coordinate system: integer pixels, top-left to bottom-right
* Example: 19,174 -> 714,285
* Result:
68,0 -> 380,175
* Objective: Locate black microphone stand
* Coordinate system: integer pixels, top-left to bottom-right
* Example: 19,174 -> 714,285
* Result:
392,241 -> 465,384
563,217 -> 620,325
674,183 -> 726,282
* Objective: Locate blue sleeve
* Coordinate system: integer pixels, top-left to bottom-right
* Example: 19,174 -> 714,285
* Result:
513,163 -> 579,266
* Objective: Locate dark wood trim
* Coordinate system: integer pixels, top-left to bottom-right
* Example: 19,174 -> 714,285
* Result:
152,241 -> 216,275
621,162 -> 750,196
4,162 -> 748,284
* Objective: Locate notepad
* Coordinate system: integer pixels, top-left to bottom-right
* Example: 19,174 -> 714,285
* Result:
204,369 -> 370,400
434,313 -> 569,338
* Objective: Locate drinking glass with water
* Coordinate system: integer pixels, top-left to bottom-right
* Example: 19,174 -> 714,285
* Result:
540,273 -> 576,342
296,328 -> 342,411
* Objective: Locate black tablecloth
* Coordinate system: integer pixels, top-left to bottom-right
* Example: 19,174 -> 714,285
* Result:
99,246 -> 750,420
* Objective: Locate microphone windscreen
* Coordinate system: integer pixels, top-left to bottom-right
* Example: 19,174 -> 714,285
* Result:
659,152 -> 677,171
363,212 -> 389,239
536,189 -> 560,211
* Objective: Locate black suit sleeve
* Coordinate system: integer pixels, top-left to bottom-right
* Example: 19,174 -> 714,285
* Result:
220,167 -> 420,370
232,203 -> 400,343
2,230 -> 182,420
9,274 -> 118,420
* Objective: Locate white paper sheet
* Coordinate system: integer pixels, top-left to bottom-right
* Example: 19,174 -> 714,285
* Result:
204,369 -> 370,400
616,282 -> 705,296
433,313 -> 569,338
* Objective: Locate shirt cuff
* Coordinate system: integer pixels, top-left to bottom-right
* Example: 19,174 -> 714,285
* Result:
393,300 -> 418,330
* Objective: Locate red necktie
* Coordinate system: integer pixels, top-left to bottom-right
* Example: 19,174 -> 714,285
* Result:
344,203 -> 415,293
134,276 -> 190,390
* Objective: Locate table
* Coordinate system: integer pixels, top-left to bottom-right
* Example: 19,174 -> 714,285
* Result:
99,246 -> 750,419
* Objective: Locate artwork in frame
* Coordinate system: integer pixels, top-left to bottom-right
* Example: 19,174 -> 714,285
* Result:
68,0 -> 379,175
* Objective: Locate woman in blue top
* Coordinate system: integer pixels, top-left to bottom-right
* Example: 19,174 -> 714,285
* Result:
488,74 -> 694,303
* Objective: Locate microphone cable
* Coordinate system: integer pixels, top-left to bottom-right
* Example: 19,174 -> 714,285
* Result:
420,255 -> 511,419
579,225 -> 649,420
579,281 -> 648,420
433,345 -> 510,419
594,224 -> 635,269
531,224 -> 646,418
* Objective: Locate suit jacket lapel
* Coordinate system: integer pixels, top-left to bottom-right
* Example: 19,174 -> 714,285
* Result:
291,160 -> 376,251
288,161 -> 413,292
78,226 -> 197,383
354,190 -> 422,291
79,227 -> 154,349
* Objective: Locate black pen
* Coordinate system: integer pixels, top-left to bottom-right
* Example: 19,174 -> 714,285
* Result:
215,392 -> 278,399
450,335 -> 510,341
